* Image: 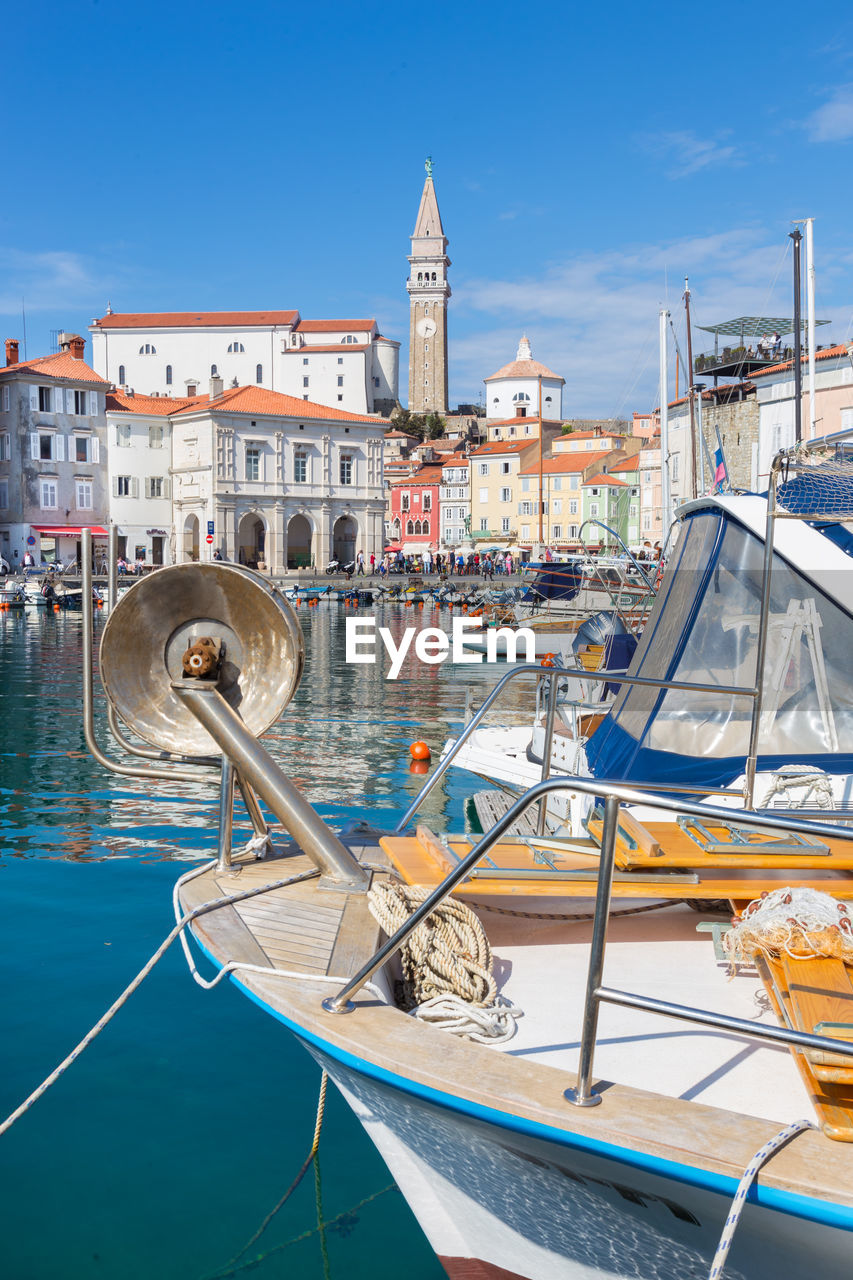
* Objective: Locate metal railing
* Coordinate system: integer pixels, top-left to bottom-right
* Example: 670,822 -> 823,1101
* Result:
324,773 -> 853,1107
394,661 -> 755,835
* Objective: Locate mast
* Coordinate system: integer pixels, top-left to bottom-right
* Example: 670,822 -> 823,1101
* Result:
805,218 -> 816,440
659,309 -> 671,538
790,228 -> 803,446
684,277 -> 698,499
538,374 -> 544,548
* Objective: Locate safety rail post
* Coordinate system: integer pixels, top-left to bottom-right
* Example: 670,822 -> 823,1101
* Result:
565,792 -> 620,1107
744,451 -> 781,809
108,525 -> 118,611
537,670 -> 560,837
217,756 -> 235,872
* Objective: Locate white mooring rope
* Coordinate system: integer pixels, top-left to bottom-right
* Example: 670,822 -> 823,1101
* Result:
708,1118 -> 815,1279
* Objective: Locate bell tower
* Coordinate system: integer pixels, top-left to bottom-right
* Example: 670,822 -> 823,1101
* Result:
407,157 -> 451,414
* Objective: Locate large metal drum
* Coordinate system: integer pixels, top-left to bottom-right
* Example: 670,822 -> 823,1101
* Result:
100,563 -> 304,757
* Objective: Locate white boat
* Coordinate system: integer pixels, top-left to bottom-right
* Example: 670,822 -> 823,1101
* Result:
70,438 -> 853,1280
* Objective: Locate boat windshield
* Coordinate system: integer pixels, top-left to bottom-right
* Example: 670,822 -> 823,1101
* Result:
586,507 -> 853,787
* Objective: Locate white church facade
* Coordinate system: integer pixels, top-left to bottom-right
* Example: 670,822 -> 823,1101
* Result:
89,310 -> 400,417
484,336 -> 565,422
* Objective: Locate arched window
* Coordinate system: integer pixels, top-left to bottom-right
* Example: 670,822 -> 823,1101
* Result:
417,272 -> 423,282
210,364 -> 218,376
256,364 -> 263,384
165,365 -> 172,385
512,392 -> 530,403
118,364 -> 126,384
406,520 -> 414,535
431,272 -> 436,281
227,341 -> 245,353
138,343 -> 156,355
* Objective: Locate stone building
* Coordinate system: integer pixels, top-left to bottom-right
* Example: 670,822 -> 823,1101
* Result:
170,380 -> 386,570
0,337 -> 111,568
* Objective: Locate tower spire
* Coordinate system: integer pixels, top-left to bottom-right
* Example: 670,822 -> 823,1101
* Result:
407,162 -> 451,415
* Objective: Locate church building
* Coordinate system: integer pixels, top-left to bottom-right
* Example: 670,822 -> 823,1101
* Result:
89,311 -> 399,417
407,161 -> 451,415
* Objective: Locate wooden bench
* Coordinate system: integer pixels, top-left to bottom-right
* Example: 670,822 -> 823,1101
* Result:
756,951 -> 853,1140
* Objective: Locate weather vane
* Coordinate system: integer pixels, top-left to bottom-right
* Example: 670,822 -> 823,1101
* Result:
425,155 -> 433,179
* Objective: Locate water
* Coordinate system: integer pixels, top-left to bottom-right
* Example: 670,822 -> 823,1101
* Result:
0,601 -> 530,1280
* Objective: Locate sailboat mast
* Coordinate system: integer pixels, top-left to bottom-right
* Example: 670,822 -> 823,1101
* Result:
790,228 -> 803,446
805,218 -> 816,440
659,309 -> 671,538
684,277 -> 698,499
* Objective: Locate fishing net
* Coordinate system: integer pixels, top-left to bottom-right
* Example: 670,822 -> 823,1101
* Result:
776,450 -> 853,522
723,886 -> 853,963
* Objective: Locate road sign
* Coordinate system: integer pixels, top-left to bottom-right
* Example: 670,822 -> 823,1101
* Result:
206,534 -> 214,545
207,521 -> 214,535
27,536 -> 36,545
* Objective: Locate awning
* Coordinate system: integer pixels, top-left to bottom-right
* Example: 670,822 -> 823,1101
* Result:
31,525 -> 110,538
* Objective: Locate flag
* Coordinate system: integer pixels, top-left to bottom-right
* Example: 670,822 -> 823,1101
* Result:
713,427 -> 729,492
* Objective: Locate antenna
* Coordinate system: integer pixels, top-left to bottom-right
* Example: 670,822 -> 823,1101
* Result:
21,298 -> 27,361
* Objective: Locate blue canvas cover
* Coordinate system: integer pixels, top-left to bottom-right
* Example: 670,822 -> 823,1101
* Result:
521,561 -> 584,604
585,505 -> 853,789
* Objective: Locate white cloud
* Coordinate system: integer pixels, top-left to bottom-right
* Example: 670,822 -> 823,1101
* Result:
642,129 -> 739,178
807,84 -> 853,142
0,249 -> 105,315
447,227 -> 835,415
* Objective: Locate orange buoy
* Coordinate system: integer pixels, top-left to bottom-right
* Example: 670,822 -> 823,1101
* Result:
54,604 -> 61,613
409,741 -> 431,762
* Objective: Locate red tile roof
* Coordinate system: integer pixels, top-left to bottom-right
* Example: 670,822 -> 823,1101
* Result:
750,342 -> 850,379
519,451 -> 610,476
485,359 -> 565,383
170,384 -> 383,423
389,465 -> 444,486
583,473 -> 627,487
92,310 -> 300,329
559,430 -> 622,441
442,454 -> 469,466
0,351 -> 110,385
470,439 -> 540,456
106,391 -> 205,415
607,456 -> 641,472
295,318 -> 375,333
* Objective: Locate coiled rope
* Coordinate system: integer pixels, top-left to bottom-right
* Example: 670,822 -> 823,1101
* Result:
367,879 -> 522,1043
708,1118 -> 814,1278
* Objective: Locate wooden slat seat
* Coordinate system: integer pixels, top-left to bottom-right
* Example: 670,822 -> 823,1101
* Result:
756,952 -> 853,1140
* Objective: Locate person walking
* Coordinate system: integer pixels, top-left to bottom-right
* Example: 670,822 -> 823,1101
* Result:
369,553 -> 375,575
356,550 -> 365,576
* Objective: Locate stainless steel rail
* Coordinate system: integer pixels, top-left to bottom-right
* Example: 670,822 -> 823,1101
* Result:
325,774 -> 853,1105
394,662 -> 756,834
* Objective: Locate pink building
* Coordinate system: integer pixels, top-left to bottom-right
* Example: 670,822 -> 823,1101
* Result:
387,464 -> 444,554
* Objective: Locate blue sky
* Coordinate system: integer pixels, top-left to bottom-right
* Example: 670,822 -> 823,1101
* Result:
2,1 -> 853,414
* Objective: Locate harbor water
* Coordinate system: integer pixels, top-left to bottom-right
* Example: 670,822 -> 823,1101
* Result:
0,600 -> 530,1280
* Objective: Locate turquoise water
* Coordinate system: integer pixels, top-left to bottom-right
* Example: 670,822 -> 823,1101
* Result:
0,602 -> 527,1280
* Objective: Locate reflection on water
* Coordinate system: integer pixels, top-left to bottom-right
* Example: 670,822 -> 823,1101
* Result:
0,601 -> 536,1280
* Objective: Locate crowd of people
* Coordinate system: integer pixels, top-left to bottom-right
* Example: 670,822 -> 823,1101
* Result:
360,550 -> 518,579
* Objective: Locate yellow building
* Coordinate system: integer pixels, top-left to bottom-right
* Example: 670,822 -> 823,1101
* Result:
468,424 -> 561,551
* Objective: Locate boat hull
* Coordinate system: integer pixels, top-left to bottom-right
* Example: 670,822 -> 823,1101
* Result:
311,1049 -> 852,1280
